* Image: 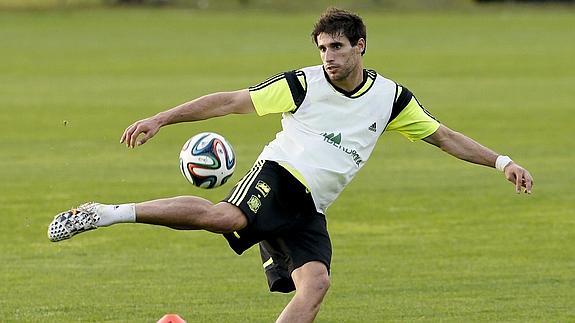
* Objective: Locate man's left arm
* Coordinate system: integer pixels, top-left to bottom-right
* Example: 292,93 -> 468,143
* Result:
423,125 -> 534,194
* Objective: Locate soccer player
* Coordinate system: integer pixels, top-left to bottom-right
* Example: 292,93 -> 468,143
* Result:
48,8 -> 533,322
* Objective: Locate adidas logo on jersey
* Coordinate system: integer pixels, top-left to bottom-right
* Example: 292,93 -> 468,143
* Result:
368,122 -> 377,132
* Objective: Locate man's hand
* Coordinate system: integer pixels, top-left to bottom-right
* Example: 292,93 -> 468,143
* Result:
504,162 -> 534,194
120,116 -> 162,148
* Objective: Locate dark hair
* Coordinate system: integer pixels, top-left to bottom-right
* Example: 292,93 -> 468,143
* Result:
311,8 -> 367,55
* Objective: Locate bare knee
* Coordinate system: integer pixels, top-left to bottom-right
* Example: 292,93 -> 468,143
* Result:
293,262 -> 330,300
316,273 -> 330,293
276,262 -> 329,323
202,202 -> 247,233
300,272 -> 330,297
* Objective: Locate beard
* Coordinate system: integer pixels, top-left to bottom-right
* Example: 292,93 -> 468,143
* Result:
329,68 -> 352,82
326,58 -> 357,82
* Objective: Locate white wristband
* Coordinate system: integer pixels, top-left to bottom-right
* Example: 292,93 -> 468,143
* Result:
495,155 -> 512,172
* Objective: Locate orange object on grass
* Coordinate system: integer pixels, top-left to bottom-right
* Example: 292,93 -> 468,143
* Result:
157,313 -> 186,323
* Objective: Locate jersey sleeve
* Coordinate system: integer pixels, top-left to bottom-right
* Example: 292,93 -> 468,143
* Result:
249,70 -> 307,116
385,85 -> 440,142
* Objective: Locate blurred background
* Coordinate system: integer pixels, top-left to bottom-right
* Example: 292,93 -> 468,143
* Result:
1,0 -> 573,322
1,0 -> 574,10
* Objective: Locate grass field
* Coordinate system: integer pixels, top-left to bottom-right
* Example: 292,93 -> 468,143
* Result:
1,6 -> 574,322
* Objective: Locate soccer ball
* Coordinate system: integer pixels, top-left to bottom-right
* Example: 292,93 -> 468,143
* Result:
179,132 -> 236,189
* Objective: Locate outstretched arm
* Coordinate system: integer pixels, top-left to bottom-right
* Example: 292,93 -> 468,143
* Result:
423,124 -> 534,194
120,89 -> 255,148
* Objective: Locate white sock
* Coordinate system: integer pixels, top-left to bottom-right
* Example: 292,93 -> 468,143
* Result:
95,203 -> 136,227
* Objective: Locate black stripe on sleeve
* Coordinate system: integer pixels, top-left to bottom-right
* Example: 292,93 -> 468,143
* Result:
413,95 -> 440,122
249,72 -> 285,91
284,70 -> 306,109
389,84 -> 413,123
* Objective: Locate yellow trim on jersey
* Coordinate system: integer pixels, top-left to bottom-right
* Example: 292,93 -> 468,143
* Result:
386,97 -> 440,142
278,162 -> 311,191
349,70 -> 377,98
262,257 -> 274,269
249,73 -> 306,116
297,74 -> 306,90
349,78 -> 373,98
395,85 -> 404,100
326,69 -> 377,98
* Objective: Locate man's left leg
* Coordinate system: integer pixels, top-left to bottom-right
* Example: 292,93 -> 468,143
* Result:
275,261 -> 330,323
47,198 -> 247,242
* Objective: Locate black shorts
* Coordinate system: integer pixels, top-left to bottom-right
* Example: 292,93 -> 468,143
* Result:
222,160 -> 332,293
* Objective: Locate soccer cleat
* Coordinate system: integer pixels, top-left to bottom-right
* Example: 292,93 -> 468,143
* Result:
48,202 -> 101,242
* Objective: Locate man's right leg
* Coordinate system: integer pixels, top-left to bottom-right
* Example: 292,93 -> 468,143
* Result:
135,196 -> 247,233
48,196 -> 247,242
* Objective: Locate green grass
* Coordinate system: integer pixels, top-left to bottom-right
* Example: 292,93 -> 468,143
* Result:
1,7 -> 574,322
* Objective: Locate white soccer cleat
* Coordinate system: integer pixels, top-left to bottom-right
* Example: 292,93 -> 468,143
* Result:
48,202 -> 101,242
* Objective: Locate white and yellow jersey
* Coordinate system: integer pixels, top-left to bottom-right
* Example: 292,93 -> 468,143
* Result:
249,65 -> 440,213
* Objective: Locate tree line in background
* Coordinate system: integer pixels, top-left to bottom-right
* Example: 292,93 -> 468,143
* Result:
114,0 -> 573,4
1,0 -> 572,11
476,0 -> 574,2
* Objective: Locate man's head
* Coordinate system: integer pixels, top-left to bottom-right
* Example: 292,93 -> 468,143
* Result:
311,8 -> 367,55
311,8 -> 367,85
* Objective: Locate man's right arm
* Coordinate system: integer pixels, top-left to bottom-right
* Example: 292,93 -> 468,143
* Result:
120,89 -> 254,148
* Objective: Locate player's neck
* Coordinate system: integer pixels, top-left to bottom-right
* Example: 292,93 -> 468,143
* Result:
331,65 -> 364,92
